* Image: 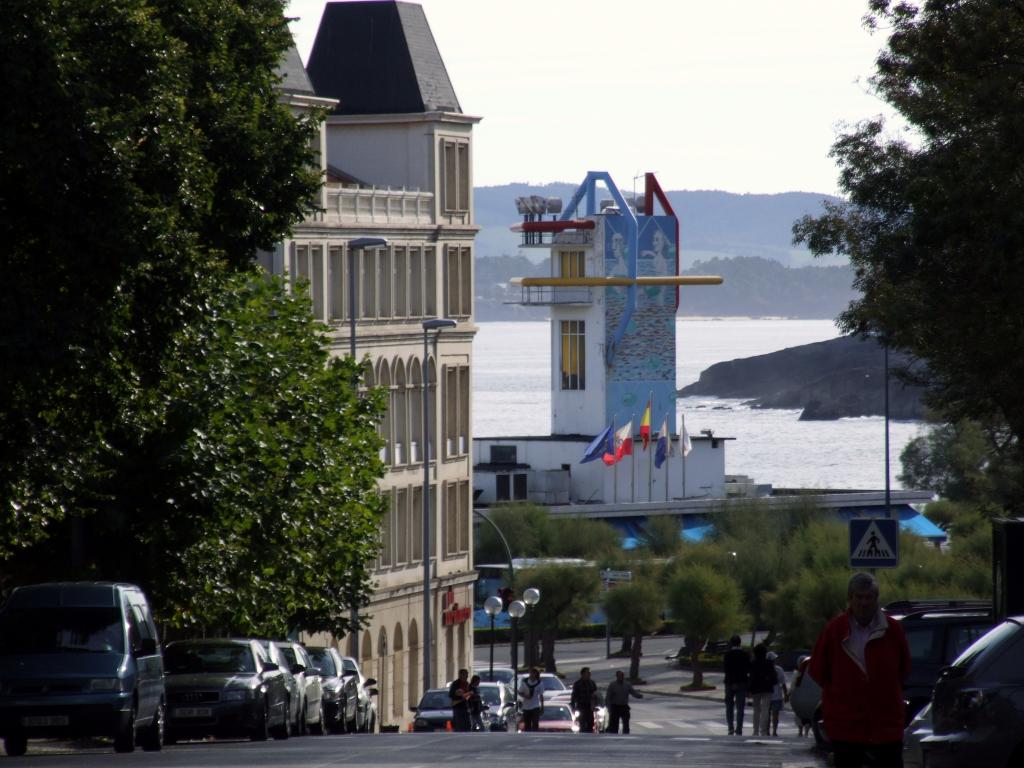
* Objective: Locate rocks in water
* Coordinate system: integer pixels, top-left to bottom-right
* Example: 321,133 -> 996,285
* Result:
678,335 -> 926,420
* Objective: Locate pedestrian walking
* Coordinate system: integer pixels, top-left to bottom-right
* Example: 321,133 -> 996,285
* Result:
518,667 -> 544,732
792,655 -> 813,737
748,643 -> 775,737
810,572 -> 911,768
604,670 -> 643,734
722,634 -> 750,735
448,668 -> 473,732
767,651 -> 788,737
468,674 -> 485,731
570,667 -> 598,733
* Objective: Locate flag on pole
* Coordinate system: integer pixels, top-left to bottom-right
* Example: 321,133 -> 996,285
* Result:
654,414 -> 672,468
680,413 -> 693,456
603,420 -> 634,465
580,422 -> 614,464
639,399 -> 652,450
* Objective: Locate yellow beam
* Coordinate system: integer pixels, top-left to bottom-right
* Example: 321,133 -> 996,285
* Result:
511,275 -> 723,287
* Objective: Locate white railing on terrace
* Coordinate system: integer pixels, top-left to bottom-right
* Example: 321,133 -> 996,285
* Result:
320,184 -> 435,226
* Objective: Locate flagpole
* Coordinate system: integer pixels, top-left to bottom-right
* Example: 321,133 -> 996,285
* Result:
612,418 -> 618,504
646,391 -> 654,502
680,414 -> 687,499
664,412 -> 670,503
630,412 -> 636,503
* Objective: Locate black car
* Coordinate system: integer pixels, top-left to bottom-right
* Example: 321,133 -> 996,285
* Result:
164,639 -> 290,742
922,616 -> 1024,768
887,600 -> 995,719
306,646 -> 358,734
411,688 -> 454,732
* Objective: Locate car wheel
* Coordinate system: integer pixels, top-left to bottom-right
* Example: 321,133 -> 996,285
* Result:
114,703 -> 137,753
271,698 -> 291,740
366,712 -> 376,734
295,697 -> 306,736
140,702 -> 164,751
3,734 -> 27,757
310,700 -> 325,735
347,709 -> 358,734
251,700 -> 270,742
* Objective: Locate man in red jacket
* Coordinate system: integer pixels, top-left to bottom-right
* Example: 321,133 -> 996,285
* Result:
810,572 -> 910,768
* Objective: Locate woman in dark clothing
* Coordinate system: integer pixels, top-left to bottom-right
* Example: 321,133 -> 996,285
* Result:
748,643 -> 777,737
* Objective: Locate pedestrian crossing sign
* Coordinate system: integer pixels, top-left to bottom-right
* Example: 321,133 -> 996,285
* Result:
849,518 -> 899,568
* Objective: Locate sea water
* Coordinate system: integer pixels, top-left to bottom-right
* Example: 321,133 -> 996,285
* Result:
473,318 -> 924,491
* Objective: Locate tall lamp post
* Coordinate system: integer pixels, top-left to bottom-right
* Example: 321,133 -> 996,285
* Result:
483,596 -> 503,679
421,317 -> 457,695
523,587 -> 540,670
508,599 -> 526,708
884,342 -> 891,519
344,237 -> 388,663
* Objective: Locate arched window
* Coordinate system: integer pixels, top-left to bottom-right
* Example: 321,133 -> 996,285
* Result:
409,358 -> 423,463
393,358 -> 407,466
377,627 -> 389,727
377,361 -> 392,463
392,624 -> 404,717
407,621 -> 419,707
426,356 -> 438,462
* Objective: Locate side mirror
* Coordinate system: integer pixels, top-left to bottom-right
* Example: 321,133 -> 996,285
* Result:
262,661 -> 279,673
364,677 -> 377,687
369,688 -> 379,697
310,667 -> 323,677
291,663 -> 306,675
136,637 -> 158,657
409,708 -> 419,715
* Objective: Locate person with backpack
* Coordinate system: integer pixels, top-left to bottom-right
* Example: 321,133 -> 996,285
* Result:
748,643 -> 776,737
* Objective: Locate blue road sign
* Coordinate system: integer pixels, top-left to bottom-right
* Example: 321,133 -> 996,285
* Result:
849,518 -> 900,569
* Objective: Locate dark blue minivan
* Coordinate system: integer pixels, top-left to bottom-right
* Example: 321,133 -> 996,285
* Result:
0,582 -> 165,756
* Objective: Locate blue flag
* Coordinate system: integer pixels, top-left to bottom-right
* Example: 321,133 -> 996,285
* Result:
654,414 -> 672,468
580,423 -> 614,464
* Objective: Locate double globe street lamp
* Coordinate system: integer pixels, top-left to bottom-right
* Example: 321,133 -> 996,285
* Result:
523,587 -> 540,669
483,595 -> 503,679
508,599 -> 526,704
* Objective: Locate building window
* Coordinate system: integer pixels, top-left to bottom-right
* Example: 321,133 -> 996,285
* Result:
496,474 -> 510,502
559,250 -> 586,278
411,486 -> 423,562
360,247 -> 377,319
377,246 -> 392,318
379,492 -> 393,569
393,246 -> 407,318
490,445 -> 516,464
513,473 -> 527,501
444,364 -> 470,457
395,488 -> 409,565
442,140 -> 470,213
560,320 -> 586,390
409,248 -> 423,316
444,481 -> 470,557
444,246 -> 472,318
425,247 -> 437,316
329,246 -> 345,321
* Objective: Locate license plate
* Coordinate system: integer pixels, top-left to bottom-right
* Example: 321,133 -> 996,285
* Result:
173,707 -> 212,718
21,715 -> 69,727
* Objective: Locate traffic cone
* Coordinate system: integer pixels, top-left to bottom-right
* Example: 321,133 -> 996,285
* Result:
446,720 -> 453,732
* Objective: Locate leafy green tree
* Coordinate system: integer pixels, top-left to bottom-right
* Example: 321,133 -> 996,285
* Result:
474,504 -> 620,563
603,581 -> 664,681
0,0 -> 322,552
515,564 -> 601,674
793,0 -> 1024,512
1,274 -> 386,637
637,515 -> 684,558
666,564 -> 747,688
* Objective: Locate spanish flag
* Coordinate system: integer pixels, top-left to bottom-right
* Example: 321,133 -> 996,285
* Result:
639,399 -> 652,450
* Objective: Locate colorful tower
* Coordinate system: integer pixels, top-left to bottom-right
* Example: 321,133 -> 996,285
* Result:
512,172 -> 720,439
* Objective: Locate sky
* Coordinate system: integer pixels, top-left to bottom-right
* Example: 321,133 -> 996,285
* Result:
285,0 -> 901,196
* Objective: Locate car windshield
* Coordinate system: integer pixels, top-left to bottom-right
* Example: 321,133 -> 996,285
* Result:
478,669 -> 513,683
308,650 -> 336,676
951,620 -> 1022,670
540,676 -> 566,691
166,643 -> 256,674
479,686 -> 502,705
342,658 -> 358,676
0,607 -> 124,655
540,705 -> 573,721
417,691 -> 452,710
280,646 -> 299,667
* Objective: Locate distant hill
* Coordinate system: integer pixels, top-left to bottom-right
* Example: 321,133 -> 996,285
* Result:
679,335 -> 926,420
474,183 -> 845,268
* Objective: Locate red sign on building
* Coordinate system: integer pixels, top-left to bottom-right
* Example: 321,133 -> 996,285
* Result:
441,587 -> 472,626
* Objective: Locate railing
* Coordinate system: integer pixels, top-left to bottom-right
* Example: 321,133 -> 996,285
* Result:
319,184 -> 435,226
511,285 -> 593,306
519,230 -> 594,248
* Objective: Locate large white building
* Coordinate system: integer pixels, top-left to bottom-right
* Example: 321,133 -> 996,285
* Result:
266,1 -> 478,729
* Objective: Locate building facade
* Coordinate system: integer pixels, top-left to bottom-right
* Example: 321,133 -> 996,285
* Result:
268,1 -> 478,729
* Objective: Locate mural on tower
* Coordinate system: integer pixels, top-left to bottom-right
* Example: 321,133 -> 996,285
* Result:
603,213 -> 678,431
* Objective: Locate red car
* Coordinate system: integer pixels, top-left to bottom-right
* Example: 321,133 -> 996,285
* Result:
518,703 -> 579,733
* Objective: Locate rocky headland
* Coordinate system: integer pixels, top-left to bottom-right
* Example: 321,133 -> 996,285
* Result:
678,335 -> 926,420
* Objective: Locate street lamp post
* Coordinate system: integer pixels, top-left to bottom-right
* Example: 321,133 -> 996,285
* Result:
344,237 -> 387,663
523,587 -> 540,670
421,317 -> 457,695
884,342 -> 891,519
483,596 -> 503,679
508,599 -> 526,710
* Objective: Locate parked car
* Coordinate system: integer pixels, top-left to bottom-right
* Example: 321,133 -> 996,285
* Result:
792,601 -> 995,751
256,640 -> 303,736
0,582 -> 165,756
903,701 -> 932,768
411,688 -> 454,732
277,642 -> 324,735
476,682 -> 516,731
518,702 -> 579,733
537,673 -> 567,693
163,639 -> 290,743
339,655 -> 378,733
306,646 -> 358,734
546,689 -> 607,733
474,666 -> 515,686
921,616 -> 1024,768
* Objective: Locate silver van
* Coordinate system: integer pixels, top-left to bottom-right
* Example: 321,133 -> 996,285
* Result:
0,582 -> 165,756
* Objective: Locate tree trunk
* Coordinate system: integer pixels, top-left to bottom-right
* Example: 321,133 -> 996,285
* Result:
628,631 -> 643,681
685,635 -> 706,689
619,634 -> 632,654
541,628 -> 558,673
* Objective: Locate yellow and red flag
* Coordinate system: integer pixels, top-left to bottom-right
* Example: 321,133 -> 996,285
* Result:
639,399 -> 652,450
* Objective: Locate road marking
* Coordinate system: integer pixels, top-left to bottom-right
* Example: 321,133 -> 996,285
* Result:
671,736 -> 712,741
634,721 -> 663,729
